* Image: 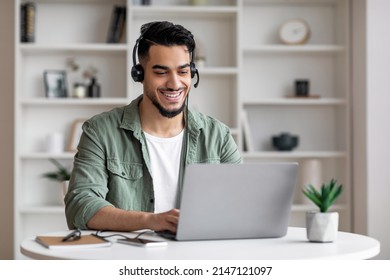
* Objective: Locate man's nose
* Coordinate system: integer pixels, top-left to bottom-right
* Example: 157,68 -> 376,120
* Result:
166,73 -> 181,90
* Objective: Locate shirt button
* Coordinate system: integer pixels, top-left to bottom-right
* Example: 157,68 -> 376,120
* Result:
150,199 -> 154,203
121,172 -> 125,176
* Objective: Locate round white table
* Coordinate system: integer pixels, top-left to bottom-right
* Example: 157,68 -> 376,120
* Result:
20,227 -> 380,260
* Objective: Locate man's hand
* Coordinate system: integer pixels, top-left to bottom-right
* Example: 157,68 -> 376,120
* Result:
87,206 -> 180,233
148,209 -> 180,233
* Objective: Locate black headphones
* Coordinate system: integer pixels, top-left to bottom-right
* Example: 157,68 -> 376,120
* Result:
131,27 -> 200,88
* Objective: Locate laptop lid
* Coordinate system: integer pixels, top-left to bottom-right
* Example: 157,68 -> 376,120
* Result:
175,162 -> 298,241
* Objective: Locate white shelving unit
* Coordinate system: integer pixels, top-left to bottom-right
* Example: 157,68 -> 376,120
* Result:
240,0 -> 351,229
14,0 -> 351,258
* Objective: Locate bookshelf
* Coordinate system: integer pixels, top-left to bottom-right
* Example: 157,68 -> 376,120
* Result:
14,0 -> 351,258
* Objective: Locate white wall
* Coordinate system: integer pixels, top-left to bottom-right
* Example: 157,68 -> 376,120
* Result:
353,0 -> 390,259
366,0 -> 390,260
0,0 -> 14,259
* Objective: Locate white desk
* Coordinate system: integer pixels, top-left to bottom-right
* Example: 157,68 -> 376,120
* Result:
20,227 -> 380,260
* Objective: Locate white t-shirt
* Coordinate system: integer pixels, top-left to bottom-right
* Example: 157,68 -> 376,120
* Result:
144,130 -> 184,213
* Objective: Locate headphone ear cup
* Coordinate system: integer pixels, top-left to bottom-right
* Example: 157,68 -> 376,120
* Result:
131,64 -> 144,82
190,62 -> 197,79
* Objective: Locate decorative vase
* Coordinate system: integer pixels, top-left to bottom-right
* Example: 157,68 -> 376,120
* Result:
306,211 -> 339,242
88,77 -> 101,98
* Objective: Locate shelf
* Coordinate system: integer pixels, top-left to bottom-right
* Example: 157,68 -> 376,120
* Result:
20,98 -> 129,106
243,0 -> 342,5
19,206 -> 65,214
20,43 -> 127,54
198,67 -> 238,75
243,98 -> 346,106
243,151 -> 347,159
131,6 -> 238,17
243,45 -> 346,54
19,152 -> 76,159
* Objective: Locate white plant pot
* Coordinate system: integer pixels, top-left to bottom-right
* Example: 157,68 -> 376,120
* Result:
306,211 -> 339,242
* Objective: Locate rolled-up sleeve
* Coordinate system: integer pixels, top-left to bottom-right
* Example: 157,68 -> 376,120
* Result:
64,121 -> 112,229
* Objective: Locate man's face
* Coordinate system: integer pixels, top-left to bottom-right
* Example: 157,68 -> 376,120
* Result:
142,45 -> 192,118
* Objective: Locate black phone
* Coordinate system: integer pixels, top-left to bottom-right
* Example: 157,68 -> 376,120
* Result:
117,238 -> 168,247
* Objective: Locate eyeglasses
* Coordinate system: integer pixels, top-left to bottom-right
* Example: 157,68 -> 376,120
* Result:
61,229 -> 153,242
92,230 -> 152,241
62,228 -> 81,242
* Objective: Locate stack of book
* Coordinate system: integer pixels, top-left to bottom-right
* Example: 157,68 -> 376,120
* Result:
20,2 -> 36,43
106,5 -> 126,43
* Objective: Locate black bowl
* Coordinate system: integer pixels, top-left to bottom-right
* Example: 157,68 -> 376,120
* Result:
272,133 -> 299,151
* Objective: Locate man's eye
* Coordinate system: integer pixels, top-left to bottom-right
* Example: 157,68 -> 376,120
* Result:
179,70 -> 189,75
155,71 -> 166,75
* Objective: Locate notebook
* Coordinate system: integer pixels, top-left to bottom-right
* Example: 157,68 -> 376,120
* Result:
36,235 -> 111,249
159,162 -> 298,241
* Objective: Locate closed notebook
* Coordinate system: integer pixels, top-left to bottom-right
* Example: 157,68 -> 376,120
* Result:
36,235 -> 111,249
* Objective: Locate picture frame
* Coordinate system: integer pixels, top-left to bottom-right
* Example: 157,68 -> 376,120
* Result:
43,70 -> 67,98
67,119 -> 86,152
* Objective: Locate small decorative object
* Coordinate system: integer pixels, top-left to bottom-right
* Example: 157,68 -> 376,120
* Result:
67,57 -> 79,72
303,179 -> 343,242
272,132 -> 299,151
83,66 -> 98,80
73,83 -> 87,98
46,132 -> 64,154
295,79 -> 310,97
20,2 -> 36,43
68,119 -> 86,152
43,70 -> 68,98
88,77 -> 101,98
279,19 -> 311,45
42,158 -> 72,203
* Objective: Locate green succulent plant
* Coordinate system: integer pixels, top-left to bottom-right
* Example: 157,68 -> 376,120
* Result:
302,179 -> 343,213
42,158 -> 71,182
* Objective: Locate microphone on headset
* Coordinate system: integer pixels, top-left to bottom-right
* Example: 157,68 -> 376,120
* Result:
193,69 -> 200,88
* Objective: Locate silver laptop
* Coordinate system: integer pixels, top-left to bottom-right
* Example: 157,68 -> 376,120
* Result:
160,162 -> 298,241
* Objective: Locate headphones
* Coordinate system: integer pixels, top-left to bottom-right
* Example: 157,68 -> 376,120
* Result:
131,27 -> 200,88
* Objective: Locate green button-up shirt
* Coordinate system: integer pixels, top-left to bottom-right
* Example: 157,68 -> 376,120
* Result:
65,95 -> 242,229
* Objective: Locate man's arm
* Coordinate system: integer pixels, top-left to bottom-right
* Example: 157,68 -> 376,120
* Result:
87,206 -> 179,233
65,117 -> 177,232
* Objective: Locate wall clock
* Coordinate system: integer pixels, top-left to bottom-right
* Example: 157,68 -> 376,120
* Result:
279,19 -> 311,45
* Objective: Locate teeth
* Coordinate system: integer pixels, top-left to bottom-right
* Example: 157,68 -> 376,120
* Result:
162,91 -> 180,98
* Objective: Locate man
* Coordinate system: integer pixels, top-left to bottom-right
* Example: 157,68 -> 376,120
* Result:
65,21 -> 242,233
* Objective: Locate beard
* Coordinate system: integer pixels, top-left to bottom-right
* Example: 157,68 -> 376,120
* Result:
145,89 -> 187,118
151,98 -> 186,118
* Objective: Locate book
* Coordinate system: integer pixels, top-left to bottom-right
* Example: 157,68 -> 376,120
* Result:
35,235 -> 111,249
20,2 -> 36,43
106,6 -> 126,43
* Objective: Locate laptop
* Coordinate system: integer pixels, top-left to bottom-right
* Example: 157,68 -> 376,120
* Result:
158,162 -> 298,241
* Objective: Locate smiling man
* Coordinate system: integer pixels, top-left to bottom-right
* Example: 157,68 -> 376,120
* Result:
65,21 -> 242,233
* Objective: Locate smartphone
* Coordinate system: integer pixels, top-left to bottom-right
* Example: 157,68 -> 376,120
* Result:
117,238 -> 168,247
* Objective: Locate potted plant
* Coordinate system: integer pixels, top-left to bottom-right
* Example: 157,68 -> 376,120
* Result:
302,179 -> 343,242
42,158 -> 71,200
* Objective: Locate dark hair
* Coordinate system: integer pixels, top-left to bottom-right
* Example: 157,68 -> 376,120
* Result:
137,21 -> 196,62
